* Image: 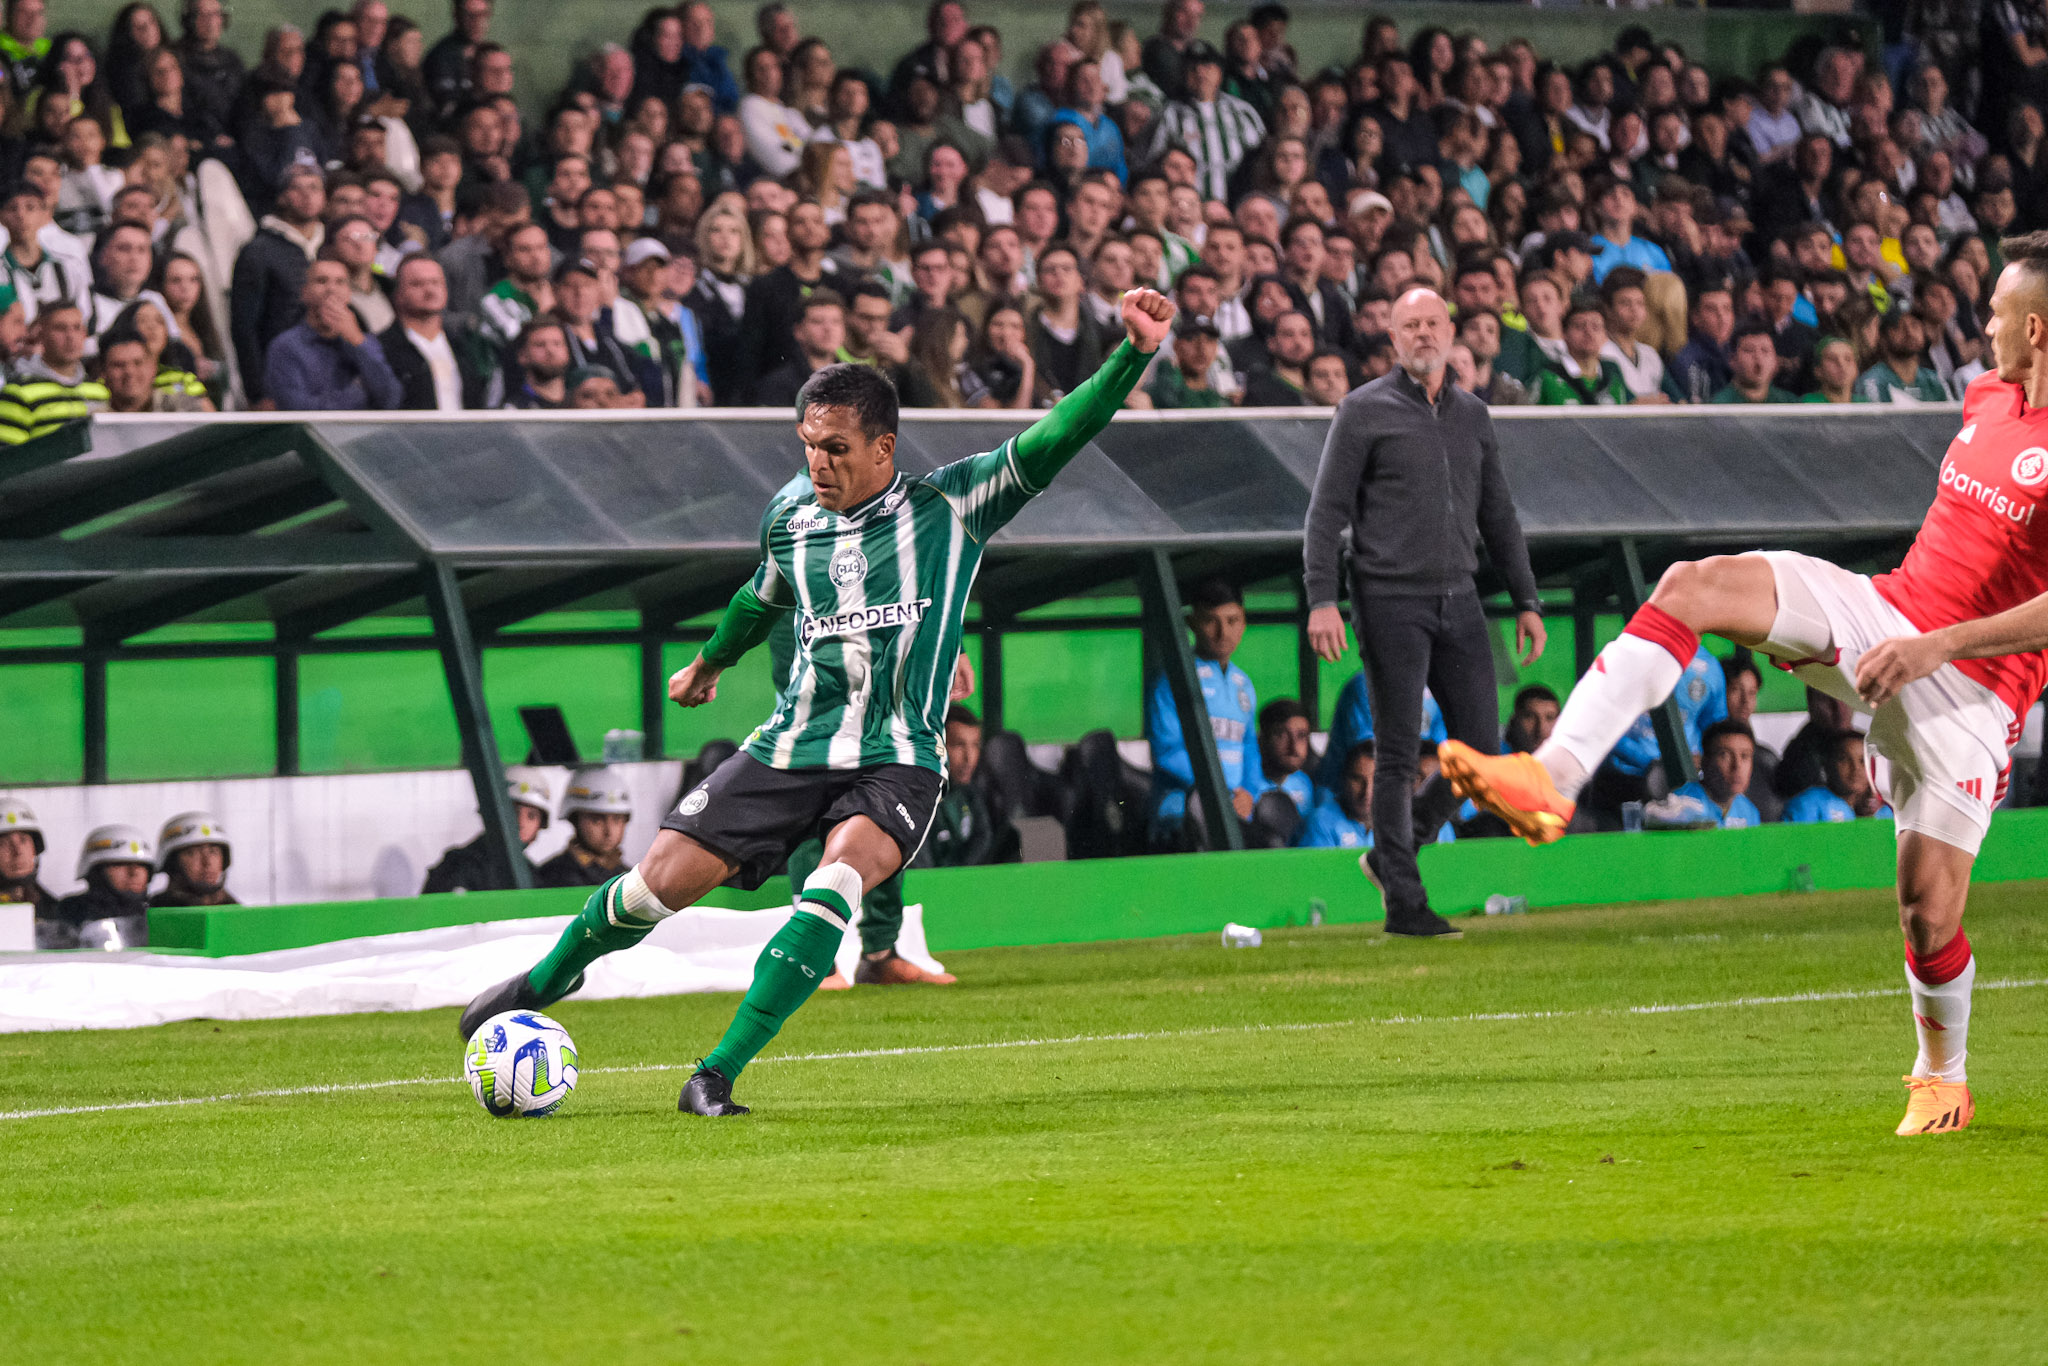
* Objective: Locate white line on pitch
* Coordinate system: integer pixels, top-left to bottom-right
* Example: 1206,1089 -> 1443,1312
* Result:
5,976 -> 2045,1123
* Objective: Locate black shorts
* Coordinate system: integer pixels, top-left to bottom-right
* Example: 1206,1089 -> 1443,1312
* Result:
661,752 -> 946,889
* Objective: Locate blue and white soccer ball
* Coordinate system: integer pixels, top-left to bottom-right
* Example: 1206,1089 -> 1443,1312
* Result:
464,1010 -> 578,1117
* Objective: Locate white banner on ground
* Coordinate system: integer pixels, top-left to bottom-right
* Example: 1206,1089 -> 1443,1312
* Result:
5,762 -> 689,906
0,903 -> 946,1033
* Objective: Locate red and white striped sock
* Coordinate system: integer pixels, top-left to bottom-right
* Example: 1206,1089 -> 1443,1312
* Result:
1906,931 -> 1974,1083
1536,604 -> 1700,801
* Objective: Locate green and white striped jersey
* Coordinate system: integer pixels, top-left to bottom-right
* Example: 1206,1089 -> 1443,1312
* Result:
703,339 -> 1150,774
741,441 -> 1038,773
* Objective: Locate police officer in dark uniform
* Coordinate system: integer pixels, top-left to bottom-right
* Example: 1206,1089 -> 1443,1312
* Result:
534,765 -> 632,888
423,768 -> 554,893
56,824 -> 156,949
151,811 -> 240,908
0,797 -> 60,945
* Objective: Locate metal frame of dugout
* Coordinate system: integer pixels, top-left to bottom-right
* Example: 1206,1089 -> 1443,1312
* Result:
0,402 -> 1959,881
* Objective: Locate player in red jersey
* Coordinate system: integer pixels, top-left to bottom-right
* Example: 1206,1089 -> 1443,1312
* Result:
1440,230 -> 2048,1137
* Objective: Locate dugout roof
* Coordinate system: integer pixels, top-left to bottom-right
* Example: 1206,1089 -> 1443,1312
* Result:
0,403 -> 1957,643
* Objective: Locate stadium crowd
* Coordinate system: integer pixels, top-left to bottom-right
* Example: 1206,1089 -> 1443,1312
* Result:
0,0 -> 2029,433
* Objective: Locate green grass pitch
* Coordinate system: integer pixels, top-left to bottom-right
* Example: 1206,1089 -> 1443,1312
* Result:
7,882 -> 2048,1364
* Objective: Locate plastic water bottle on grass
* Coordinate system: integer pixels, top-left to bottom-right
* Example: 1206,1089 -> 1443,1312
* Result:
1221,923 -> 1262,948
1483,894 -> 1528,916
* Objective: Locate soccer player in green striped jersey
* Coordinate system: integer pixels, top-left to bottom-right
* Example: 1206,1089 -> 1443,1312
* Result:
459,288 -> 1178,1115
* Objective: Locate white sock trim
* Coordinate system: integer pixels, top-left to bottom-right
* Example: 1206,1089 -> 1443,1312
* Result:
612,868 -> 679,927
796,860 -> 863,933
796,901 -> 849,931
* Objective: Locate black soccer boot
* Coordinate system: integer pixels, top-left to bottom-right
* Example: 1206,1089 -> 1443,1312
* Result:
456,970 -> 583,1039
1382,904 -> 1464,939
679,1063 -> 750,1116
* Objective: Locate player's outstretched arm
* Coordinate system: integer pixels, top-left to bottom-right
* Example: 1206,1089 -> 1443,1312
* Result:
1011,288 -> 1176,488
669,582 -> 789,708
1856,590 -> 2048,708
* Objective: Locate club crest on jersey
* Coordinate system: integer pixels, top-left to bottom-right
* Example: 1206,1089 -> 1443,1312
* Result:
679,788 -> 709,816
830,544 -> 868,586
2013,447 -> 2048,488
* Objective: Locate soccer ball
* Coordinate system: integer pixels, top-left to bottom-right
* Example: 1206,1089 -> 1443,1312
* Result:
464,1010 -> 578,1117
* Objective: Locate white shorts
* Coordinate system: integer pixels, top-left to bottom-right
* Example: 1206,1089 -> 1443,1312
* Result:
1755,551 -> 2016,856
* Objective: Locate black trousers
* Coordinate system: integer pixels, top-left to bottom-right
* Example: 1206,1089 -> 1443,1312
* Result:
1352,590 -> 1501,914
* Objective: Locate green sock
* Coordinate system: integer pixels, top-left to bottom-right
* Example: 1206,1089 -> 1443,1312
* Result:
526,874 -> 658,1002
701,894 -> 849,1081
858,869 -> 905,958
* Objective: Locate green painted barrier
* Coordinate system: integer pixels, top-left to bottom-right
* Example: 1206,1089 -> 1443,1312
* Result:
147,809 -> 2048,959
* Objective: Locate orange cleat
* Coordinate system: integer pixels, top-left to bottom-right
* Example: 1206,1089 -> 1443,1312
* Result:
1437,740 -> 1575,846
1896,1075 -> 1974,1136
855,952 -> 957,986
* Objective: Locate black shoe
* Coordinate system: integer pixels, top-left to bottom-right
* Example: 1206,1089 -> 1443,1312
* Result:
456,970 -> 582,1040
679,1063 -> 750,1116
1382,905 -> 1464,939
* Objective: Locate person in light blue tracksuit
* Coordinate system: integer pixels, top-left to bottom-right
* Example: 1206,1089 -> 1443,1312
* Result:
1297,739 -> 1455,850
1147,579 -> 1263,845
1246,698 -> 1316,810
1665,719 -> 1764,828
1785,728 -> 1892,823
1314,669 -> 1445,790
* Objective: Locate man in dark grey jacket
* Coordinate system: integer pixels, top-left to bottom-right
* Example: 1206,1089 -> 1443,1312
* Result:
1303,286 -> 1546,937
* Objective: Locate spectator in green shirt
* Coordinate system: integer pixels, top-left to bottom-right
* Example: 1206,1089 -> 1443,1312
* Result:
1532,297 -> 1630,405
1852,307 -> 1951,403
1710,322 -> 1800,403
1497,267 -> 1568,384
1800,336 -> 1859,403
1146,313 -> 1230,408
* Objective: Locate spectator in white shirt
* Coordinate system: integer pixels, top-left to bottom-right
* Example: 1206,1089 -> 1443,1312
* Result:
812,70 -> 887,189
1598,265 -> 1670,402
56,116 -> 123,238
1795,47 -> 1856,149
1748,64 -> 1802,163
379,254 -> 491,410
738,44 -> 809,178
1565,64 -> 1613,151
1148,42 -> 1265,203
1,183 -> 90,324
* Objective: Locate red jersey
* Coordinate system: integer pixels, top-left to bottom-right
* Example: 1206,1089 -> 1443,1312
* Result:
1874,371 -> 2048,722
